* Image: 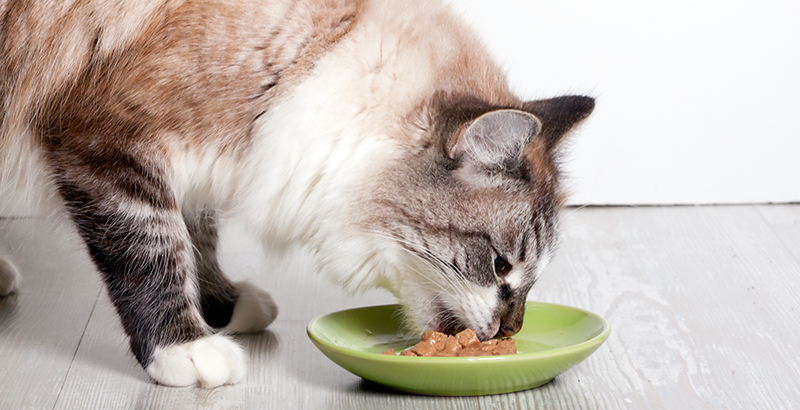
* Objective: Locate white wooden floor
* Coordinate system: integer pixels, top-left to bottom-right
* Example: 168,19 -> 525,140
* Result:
1,205 -> 798,409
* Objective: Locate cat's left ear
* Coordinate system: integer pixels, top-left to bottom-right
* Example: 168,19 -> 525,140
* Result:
448,109 -> 541,172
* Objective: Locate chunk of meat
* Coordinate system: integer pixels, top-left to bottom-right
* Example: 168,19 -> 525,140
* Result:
455,329 -> 481,349
382,329 -> 517,357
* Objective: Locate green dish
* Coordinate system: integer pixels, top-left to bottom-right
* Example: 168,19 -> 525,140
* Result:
307,302 -> 610,396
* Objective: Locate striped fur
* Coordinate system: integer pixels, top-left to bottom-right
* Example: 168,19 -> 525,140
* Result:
0,0 -> 593,387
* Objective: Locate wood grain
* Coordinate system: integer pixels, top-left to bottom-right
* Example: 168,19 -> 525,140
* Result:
756,205 -> 800,263
0,218 -> 101,410
2,206 -> 799,409
534,206 -> 800,409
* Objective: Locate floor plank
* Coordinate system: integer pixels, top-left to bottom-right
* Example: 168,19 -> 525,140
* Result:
756,204 -> 800,264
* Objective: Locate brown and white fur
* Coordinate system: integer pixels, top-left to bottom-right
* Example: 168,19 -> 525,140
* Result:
0,0 -> 594,387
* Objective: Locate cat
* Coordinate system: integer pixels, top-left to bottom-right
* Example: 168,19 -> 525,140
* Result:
0,0 -> 593,387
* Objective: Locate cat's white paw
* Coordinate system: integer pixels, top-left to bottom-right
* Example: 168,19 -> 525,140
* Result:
221,282 -> 278,334
146,334 -> 246,388
0,257 -> 20,296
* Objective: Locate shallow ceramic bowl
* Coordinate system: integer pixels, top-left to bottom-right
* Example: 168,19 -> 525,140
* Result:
307,302 -> 610,396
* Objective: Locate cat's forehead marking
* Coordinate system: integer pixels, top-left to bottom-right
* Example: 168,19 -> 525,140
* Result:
503,267 -> 525,290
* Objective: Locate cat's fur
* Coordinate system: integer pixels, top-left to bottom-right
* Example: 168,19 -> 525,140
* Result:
0,0 -> 594,387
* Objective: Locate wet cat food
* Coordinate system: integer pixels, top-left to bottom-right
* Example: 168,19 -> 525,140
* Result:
382,328 -> 516,357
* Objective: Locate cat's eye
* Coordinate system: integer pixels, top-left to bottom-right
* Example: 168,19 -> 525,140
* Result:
494,255 -> 512,276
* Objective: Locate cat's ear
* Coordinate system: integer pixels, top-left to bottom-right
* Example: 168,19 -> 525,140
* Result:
448,109 -> 541,171
522,95 -> 595,152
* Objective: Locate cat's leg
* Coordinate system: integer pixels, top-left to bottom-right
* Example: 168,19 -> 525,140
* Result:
49,153 -> 244,388
0,257 -> 20,296
185,211 -> 277,333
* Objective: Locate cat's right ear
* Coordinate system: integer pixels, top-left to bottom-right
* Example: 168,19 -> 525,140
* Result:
522,95 -> 595,153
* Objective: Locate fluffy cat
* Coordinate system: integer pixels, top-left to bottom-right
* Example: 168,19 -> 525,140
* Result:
0,0 -> 593,387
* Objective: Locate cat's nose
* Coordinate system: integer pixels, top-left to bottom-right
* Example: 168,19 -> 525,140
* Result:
495,322 -> 520,338
495,301 -> 525,338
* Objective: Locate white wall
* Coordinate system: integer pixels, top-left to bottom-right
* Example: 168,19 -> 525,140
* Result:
451,0 -> 800,205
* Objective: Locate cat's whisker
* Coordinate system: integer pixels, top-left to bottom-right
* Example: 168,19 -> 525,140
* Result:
364,230 -> 470,294
364,230 -> 475,303
363,233 -> 448,298
392,256 -> 456,298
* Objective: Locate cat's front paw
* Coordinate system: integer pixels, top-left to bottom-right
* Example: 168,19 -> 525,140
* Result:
221,282 -> 278,334
0,257 -> 20,296
145,334 -> 246,388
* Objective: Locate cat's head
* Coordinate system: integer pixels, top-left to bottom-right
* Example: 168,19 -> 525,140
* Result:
367,93 -> 594,341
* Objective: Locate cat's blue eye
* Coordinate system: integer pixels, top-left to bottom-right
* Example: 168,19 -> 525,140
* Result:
494,256 -> 511,276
